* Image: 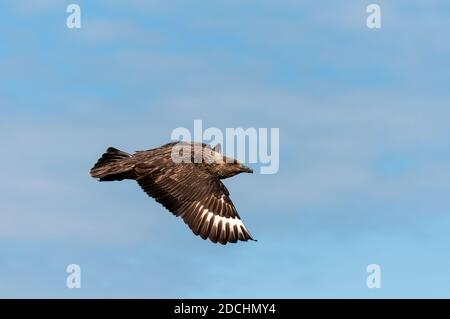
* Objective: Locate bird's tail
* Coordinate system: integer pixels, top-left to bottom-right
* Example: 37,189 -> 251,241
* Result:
90,147 -> 135,181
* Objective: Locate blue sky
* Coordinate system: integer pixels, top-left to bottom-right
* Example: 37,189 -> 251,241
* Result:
1,0 -> 450,298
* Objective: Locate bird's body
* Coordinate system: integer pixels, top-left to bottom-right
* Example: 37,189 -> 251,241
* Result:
90,141 -> 255,244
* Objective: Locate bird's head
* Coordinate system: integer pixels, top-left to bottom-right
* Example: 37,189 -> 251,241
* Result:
205,144 -> 254,178
225,157 -> 253,174
209,156 -> 252,179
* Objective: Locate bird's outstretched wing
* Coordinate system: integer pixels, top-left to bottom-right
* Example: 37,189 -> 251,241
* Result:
135,163 -> 255,244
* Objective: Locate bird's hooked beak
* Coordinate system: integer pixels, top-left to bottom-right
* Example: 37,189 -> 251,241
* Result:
240,164 -> 254,174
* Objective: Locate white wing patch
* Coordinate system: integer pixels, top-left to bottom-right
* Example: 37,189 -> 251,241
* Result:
189,198 -> 253,243
201,207 -> 249,237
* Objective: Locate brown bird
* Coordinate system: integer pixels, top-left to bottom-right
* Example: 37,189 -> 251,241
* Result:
90,141 -> 256,244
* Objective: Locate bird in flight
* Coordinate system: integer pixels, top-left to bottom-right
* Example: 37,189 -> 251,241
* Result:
90,141 -> 256,244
